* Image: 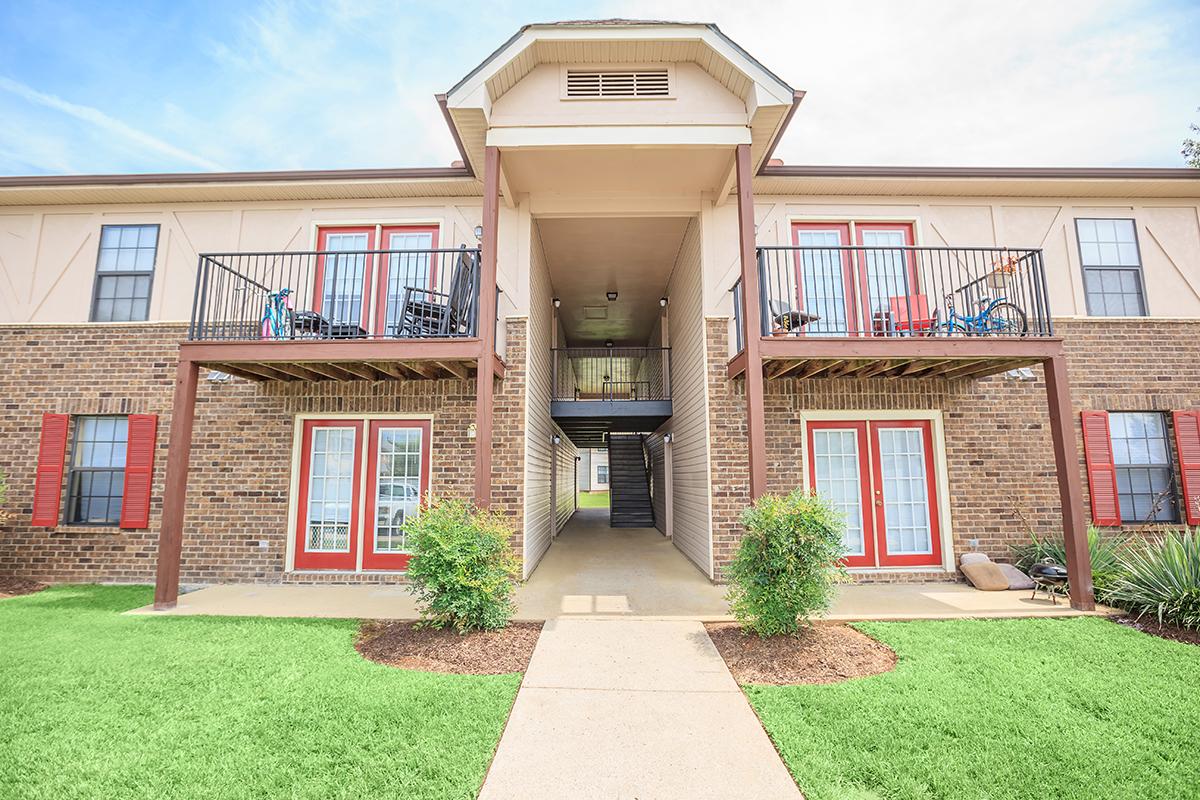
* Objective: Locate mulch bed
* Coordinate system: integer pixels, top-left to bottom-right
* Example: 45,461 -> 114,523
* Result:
356,620 -> 542,675
705,621 -> 897,685
0,577 -> 47,598
1111,615 -> 1200,646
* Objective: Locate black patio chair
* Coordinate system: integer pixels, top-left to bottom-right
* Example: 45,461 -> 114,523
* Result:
391,247 -> 479,338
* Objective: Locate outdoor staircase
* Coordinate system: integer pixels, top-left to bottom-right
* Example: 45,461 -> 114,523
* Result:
607,434 -> 655,528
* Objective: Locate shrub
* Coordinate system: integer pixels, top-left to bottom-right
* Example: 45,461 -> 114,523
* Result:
1106,529 -> 1200,629
1011,526 -> 1130,598
726,489 -> 847,637
404,498 -> 520,633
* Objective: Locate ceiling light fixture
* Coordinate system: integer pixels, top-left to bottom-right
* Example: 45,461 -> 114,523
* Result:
606,291 -> 618,302
604,339 -> 614,348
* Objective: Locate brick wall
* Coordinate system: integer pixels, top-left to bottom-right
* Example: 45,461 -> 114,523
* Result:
705,317 -> 1200,581
0,321 -> 527,584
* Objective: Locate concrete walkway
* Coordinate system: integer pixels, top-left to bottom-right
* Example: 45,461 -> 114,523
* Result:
478,618 -> 802,800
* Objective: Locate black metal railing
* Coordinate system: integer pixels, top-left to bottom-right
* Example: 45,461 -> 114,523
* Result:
732,245 -> 1052,349
189,246 -> 482,341
552,347 -> 671,401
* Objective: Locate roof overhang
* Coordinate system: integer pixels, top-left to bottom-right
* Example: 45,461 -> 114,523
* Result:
442,21 -> 797,177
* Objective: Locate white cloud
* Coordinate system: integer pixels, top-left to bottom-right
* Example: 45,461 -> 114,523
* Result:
0,75 -> 227,172
608,0 -> 1200,166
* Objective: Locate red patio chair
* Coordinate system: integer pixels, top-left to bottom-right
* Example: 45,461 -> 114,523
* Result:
889,294 -> 935,335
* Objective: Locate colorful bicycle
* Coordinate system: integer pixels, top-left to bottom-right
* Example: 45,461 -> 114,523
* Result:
939,293 -> 1028,336
260,287 -> 294,339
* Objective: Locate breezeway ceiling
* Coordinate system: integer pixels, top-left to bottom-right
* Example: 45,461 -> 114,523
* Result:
536,216 -> 691,346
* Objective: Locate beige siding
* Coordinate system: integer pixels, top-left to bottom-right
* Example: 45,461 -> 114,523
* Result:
555,434 -> 579,530
660,217 -> 712,574
742,196 -> 1200,320
0,199 -> 532,325
523,225 -> 555,576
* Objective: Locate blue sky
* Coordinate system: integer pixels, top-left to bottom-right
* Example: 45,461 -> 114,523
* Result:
1,0 -> 1198,175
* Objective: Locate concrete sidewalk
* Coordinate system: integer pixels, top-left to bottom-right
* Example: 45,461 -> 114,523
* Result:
478,618 -> 802,800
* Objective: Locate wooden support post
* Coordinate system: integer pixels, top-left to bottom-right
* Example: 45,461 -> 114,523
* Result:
474,145 -> 500,507
1044,354 -> 1095,611
735,143 -> 768,499
153,358 -> 200,609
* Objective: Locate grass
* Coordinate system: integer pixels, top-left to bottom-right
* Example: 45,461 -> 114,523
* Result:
745,617 -> 1200,800
576,490 -> 610,508
0,585 -> 521,799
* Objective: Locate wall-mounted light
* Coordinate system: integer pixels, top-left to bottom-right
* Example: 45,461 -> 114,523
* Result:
473,225 -> 484,240
553,297 -> 560,308
663,432 -> 673,444
551,434 -> 561,445
606,291 -> 618,302
467,423 -> 477,439
659,297 -> 668,307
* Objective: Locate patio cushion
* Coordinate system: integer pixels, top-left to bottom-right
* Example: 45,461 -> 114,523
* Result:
996,562 -> 1036,590
960,561 -> 1009,591
959,552 -> 991,566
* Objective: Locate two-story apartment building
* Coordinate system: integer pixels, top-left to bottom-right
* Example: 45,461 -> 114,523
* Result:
2,20 -> 1198,612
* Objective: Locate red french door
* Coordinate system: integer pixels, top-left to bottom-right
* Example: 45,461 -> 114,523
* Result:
294,418 -> 430,571
374,226 -> 439,337
362,419 -> 431,570
313,226 -> 377,333
790,223 -> 858,336
806,419 -> 942,568
854,223 -> 918,335
294,419 -> 365,570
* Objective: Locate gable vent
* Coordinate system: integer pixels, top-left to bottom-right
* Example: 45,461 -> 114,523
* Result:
565,69 -> 670,99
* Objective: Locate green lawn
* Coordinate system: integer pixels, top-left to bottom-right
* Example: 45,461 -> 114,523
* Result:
0,585 -> 520,799
746,617 -> 1200,800
577,490 -> 610,508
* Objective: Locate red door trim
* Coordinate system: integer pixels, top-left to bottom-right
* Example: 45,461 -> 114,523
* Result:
313,226 -> 377,333
373,225 -> 440,337
790,222 -> 857,336
293,419 -> 364,570
361,419 -> 432,571
854,222 -> 918,336
868,420 -> 943,567
805,420 -> 876,567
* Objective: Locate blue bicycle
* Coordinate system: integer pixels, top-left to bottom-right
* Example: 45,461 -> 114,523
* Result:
939,293 -> 1028,336
259,287 -> 294,339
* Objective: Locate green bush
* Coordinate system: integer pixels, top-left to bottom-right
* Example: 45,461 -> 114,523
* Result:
726,489 -> 847,637
1106,529 -> 1200,629
1011,525 -> 1130,598
404,498 -> 520,633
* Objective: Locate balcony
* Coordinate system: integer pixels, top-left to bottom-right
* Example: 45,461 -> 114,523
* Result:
550,347 -> 672,446
184,246 -> 500,381
731,245 -> 1060,381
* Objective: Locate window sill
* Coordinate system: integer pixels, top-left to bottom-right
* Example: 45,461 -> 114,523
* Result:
49,525 -> 127,536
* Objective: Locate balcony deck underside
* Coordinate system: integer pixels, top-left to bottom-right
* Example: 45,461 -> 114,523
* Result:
179,339 -> 498,382
551,399 -> 673,448
730,336 -> 1064,381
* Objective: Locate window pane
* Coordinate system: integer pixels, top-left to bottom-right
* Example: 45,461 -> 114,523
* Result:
91,225 -> 157,322
1109,412 -> 1177,523
67,415 -> 128,524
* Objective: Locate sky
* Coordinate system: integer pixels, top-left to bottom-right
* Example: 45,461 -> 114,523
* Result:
1,0 -> 1198,176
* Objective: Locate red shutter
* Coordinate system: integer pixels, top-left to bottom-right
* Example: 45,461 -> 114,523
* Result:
1081,411 -> 1121,526
1173,410 -> 1200,526
119,414 -> 158,529
31,414 -> 70,527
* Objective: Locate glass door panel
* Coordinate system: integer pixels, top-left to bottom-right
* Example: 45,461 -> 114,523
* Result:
869,420 -> 942,567
294,421 -> 363,570
807,421 -> 874,567
362,420 -> 431,570
791,223 -> 855,336
378,228 -> 436,335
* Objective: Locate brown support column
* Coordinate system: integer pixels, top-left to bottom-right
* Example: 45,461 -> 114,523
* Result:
153,357 -> 200,609
1044,353 -> 1095,611
735,143 -> 768,499
474,145 -> 500,507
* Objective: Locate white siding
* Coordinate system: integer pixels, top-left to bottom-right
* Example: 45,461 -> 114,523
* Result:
647,433 -> 667,535
555,434 -> 579,530
523,225 -> 555,577
660,218 -> 713,574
